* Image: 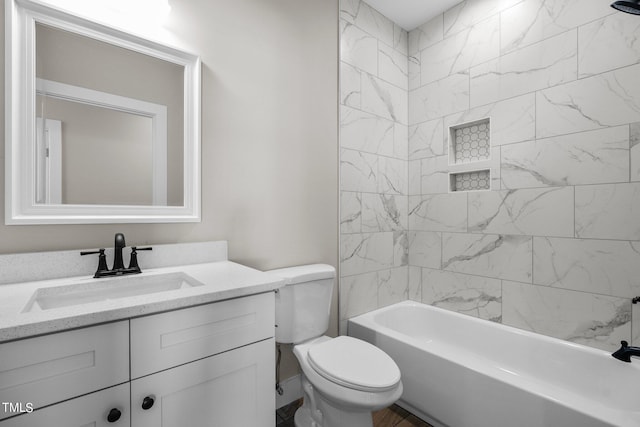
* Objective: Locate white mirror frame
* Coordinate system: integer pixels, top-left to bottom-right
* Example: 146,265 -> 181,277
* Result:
5,0 -> 201,224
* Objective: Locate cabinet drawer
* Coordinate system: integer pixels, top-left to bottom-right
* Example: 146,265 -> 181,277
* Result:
0,383 -> 130,427
0,321 -> 129,420
131,338 -> 274,427
130,292 -> 274,378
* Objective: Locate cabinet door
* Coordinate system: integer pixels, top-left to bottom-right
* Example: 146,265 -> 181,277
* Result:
132,338 -> 274,427
0,321 -> 129,419
0,383 -> 130,427
130,292 -> 274,378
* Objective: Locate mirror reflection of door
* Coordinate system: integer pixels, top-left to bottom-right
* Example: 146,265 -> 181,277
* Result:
35,118 -> 62,205
35,22 -> 185,207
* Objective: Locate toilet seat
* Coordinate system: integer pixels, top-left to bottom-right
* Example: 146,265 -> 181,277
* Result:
307,336 -> 401,392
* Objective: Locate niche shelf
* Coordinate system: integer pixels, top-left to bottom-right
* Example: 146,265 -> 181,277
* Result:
447,118 -> 492,193
449,118 -> 490,165
450,170 -> 490,192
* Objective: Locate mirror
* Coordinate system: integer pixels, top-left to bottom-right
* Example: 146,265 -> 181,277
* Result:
6,0 -> 201,224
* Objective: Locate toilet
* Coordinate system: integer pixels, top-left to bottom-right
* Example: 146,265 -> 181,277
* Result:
269,264 -> 403,427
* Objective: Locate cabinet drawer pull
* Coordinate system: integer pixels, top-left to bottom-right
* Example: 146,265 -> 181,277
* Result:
141,395 -> 155,410
107,408 -> 122,423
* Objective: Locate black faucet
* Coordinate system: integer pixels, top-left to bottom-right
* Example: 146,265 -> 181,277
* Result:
81,233 -> 152,278
612,341 -> 640,362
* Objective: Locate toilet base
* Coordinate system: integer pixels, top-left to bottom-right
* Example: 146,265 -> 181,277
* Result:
294,375 -> 374,427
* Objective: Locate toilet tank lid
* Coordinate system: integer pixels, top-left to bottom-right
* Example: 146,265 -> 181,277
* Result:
266,264 -> 335,285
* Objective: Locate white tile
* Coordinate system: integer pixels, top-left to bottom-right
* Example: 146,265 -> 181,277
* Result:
420,155 -> 449,194
575,182 -> 640,240
409,118 -> 445,160
378,42 -> 408,90
408,54 -> 421,91
393,24 -> 408,56
362,73 -> 408,125
394,231 -> 409,267
408,266 -> 422,302
409,72 -> 469,124
409,194 -> 467,232
340,106 -> 394,156
393,123 -> 408,160
340,62 -> 361,108
378,156 -> 407,195
632,123 -> 640,182
442,233 -> 533,282
361,193 -> 407,232
502,281 -> 631,351
340,149 -> 378,193
408,231 -> 442,269
340,232 -> 394,276
579,12 -> 640,77
468,187 -> 574,237
536,63 -> 640,138
443,93 -> 535,147
340,191 -> 361,234
378,267 -> 409,308
470,30 -> 577,107
408,159 -> 422,196
408,14 -> 443,55
501,0 -> 613,54
421,15 -> 500,86
339,0 -> 360,24
340,19 -> 378,75
444,0 -> 522,38
339,271 -> 378,320
533,237 -> 640,298
351,0 -> 394,47
501,126 -> 630,189
421,268 -> 502,322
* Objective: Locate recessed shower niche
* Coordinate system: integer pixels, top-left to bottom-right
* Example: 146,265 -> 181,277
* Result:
447,118 -> 492,192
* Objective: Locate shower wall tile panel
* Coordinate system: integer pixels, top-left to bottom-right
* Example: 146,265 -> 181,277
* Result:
340,0 -> 640,350
502,281 -> 631,351
442,233 -> 533,283
470,30 -> 577,107
575,182 -> 640,240
468,187 -> 574,237
533,237 -> 640,298
339,0 -> 409,334
409,72 -> 470,124
578,12 -> 640,77
408,194 -> 467,232
536,63 -> 640,138
500,0 -> 614,54
500,126 -> 630,189
421,268 -> 502,322
420,15 -> 500,86
632,123 -> 640,182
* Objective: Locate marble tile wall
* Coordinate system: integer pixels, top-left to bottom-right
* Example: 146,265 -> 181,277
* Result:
339,0 -> 409,333
407,0 -> 639,352
340,0 -> 640,352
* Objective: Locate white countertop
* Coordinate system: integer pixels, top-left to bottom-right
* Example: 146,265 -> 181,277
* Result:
0,261 -> 283,342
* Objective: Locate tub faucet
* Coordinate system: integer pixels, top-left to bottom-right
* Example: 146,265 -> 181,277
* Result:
611,341 -> 640,362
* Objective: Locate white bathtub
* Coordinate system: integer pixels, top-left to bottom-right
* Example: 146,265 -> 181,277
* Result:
348,301 -> 640,427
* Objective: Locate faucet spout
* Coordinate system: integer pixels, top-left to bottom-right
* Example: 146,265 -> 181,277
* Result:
113,233 -> 126,271
612,340 -> 640,363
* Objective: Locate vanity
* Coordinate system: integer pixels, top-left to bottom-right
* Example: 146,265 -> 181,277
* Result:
0,241 -> 283,427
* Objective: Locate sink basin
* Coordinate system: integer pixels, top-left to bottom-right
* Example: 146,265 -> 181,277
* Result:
22,272 -> 204,312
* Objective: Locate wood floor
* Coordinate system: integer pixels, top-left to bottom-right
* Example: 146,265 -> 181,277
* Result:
276,400 -> 433,427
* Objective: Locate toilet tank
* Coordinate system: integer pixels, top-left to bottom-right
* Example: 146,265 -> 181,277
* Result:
267,264 -> 335,344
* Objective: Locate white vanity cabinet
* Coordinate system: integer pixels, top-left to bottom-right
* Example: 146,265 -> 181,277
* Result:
0,292 -> 275,427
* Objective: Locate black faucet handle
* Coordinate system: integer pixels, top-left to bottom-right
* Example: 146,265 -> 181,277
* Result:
81,249 -> 109,278
128,246 -> 152,272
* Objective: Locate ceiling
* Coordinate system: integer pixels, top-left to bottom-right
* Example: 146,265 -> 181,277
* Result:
364,0 -> 463,31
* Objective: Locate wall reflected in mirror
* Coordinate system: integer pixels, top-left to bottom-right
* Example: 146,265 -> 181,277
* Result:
35,22 -> 185,207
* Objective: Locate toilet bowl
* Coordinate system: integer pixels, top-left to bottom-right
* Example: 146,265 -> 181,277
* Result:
268,264 -> 403,427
